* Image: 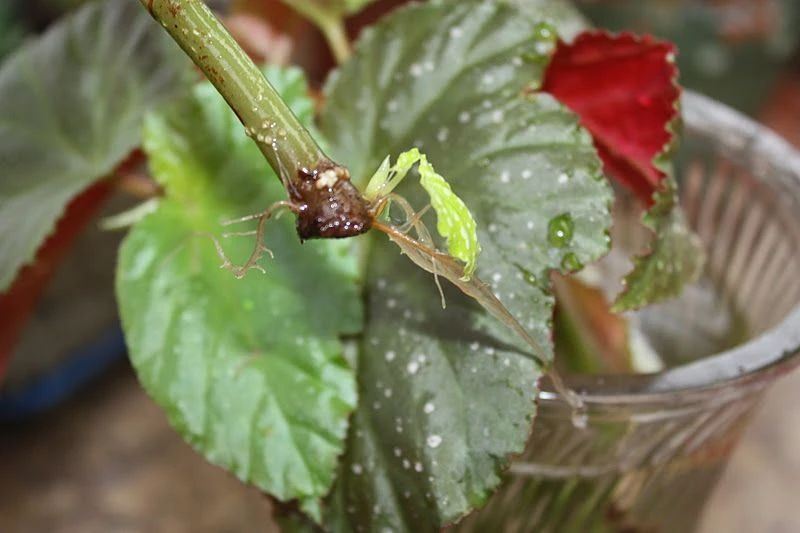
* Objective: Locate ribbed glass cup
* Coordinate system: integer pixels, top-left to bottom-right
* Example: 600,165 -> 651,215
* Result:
456,92 -> 800,532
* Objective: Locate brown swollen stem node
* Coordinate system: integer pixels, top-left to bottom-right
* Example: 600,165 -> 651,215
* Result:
288,160 -> 373,240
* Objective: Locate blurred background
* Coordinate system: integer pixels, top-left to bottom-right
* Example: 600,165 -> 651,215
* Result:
1,0 -> 799,531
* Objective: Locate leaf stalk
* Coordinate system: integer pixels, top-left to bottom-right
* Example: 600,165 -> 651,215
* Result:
140,0 -> 327,183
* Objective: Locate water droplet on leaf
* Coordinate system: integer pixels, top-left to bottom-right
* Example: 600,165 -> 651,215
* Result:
561,252 -> 583,272
426,435 -> 442,448
548,213 -> 574,248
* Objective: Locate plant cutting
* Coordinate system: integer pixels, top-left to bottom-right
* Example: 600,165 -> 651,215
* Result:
2,0 -> 798,531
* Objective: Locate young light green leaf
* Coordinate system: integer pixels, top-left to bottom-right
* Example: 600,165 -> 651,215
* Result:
321,0 -> 613,529
364,148 -> 480,279
363,149 -> 421,202
363,156 -> 392,201
417,154 -> 481,279
0,0 -> 190,291
117,66 -> 361,506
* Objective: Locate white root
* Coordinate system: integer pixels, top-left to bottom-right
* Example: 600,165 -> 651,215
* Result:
212,200 -> 297,278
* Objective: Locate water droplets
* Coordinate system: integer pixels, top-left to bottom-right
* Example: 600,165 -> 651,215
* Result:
410,61 -> 435,78
547,213 -> 575,248
426,435 -> 443,448
407,360 -> 420,375
423,402 -> 435,414
351,463 -> 363,475
385,350 -> 396,362
437,127 -> 450,143
561,252 -> 583,272
532,21 -> 556,55
535,40 -> 554,55
459,111 -> 471,124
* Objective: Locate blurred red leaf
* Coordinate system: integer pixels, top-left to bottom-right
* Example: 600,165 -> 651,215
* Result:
0,181 -> 113,383
541,31 -> 680,206
0,149 -> 145,383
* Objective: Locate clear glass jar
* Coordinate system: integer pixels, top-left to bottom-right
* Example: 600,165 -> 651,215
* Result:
457,92 -> 800,532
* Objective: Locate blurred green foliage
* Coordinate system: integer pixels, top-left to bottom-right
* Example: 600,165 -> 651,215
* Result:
0,3 -> 27,61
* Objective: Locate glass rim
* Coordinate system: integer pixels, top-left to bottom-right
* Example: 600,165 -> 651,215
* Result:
541,91 -> 800,405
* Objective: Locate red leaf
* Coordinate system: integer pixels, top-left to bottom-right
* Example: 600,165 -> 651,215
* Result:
0,149 -> 144,383
541,31 -> 680,206
0,181 -> 113,383
0,153 -> 145,384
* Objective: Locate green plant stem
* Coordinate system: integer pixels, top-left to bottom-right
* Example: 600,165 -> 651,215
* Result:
140,0 -> 328,182
281,0 -> 352,64
320,17 -> 352,64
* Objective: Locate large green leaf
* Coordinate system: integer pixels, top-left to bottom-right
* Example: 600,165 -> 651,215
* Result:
320,0 -> 612,528
505,0 -> 589,40
116,67 -> 361,505
0,0 -> 190,291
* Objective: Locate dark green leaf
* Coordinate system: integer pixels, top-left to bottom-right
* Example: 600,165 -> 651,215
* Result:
0,3 -> 26,60
320,0 -> 612,528
613,178 -> 704,312
116,67 -> 361,505
611,71 -> 703,311
504,0 -> 589,40
0,0 -> 190,290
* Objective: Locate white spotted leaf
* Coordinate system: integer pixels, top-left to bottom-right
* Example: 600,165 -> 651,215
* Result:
320,0 -> 612,529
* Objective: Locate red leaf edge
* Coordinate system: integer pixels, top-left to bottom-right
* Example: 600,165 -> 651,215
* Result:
541,30 -> 680,206
0,149 -> 144,383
